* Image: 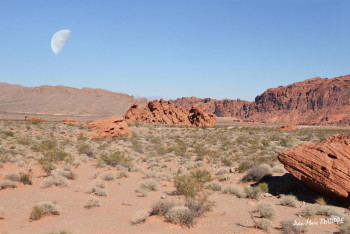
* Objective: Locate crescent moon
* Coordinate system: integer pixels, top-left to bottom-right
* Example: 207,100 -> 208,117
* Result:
51,29 -> 71,54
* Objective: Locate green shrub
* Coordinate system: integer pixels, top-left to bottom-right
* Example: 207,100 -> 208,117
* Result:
173,169 -> 212,199
100,151 -> 132,169
257,182 -> 268,193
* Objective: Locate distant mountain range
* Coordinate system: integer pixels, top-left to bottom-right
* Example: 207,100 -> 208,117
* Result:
1,74 -> 349,125
0,83 -> 147,120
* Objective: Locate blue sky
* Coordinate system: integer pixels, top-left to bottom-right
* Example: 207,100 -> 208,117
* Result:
1,0 -> 350,101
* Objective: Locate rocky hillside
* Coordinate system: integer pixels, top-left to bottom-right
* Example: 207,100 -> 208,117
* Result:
172,75 -> 350,126
0,83 -> 147,120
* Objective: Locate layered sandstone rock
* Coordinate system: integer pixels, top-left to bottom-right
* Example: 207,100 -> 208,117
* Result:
277,125 -> 296,131
172,75 -> 350,126
24,116 -> 44,121
188,104 -> 216,127
125,99 -> 216,127
278,133 -> 350,200
86,117 -> 132,139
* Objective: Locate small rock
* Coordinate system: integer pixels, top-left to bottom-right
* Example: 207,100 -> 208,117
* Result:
161,195 -> 166,199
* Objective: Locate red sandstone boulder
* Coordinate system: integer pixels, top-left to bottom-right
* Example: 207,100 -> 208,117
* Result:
188,104 -> 216,127
24,116 -> 44,121
86,117 -> 132,139
277,125 -> 296,130
125,99 -> 192,126
278,133 -> 350,201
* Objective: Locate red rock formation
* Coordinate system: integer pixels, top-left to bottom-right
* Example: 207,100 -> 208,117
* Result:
278,133 -> 350,201
277,125 -> 296,131
125,99 -> 192,125
172,75 -> 350,126
86,117 -> 132,139
188,104 -> 216,127
24,116 -> 44,121
62,117 -> 82,125
125,99 -> 216,126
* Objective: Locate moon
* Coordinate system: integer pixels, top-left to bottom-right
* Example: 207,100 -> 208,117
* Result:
51,29 -> 71,54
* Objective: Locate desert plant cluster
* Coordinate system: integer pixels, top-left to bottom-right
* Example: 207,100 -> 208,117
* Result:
0,119 -> 350,233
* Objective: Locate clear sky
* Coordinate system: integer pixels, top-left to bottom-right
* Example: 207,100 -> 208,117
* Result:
1,0 -> 350,101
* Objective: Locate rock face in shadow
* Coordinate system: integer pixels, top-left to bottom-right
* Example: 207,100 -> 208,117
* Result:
172,75 -> 350,126
86,117 -> 132,139
277,125 -> 296,130
188,104 -> 216,127
125,99 -> 216,127
24,116 -> 44,121
278,133 -> 350,201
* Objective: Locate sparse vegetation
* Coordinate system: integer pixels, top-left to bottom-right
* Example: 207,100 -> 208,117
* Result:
29,202 -> 61,221
279,195 -> 298,207
84,197 -> 100,209
131,210 -> 150,225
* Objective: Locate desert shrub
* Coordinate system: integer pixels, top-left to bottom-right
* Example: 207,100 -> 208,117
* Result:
29,202 -> 61,221
255,218 -> 273,233
204,181 -> 222,191
52,169 -> 76,180
5,173 -> 20,181
257,182 -> 269,193
42,175 -> 69,188
116,171 -> 129,179
87,179 -> 107,196
77,143 -> 93,157
279,195 -> 298,207
254,203 -> 276,220
242,165 -> 271,182
184,198 -> 212,216
272,165 -> 287,173
84,197 -> 100,209
140,179 -> 158,191
2,130 -> 14,137
0,180 -> 17,190
237,161 -> 255,173
298,205 -> 317,218
315,196 -> 327,205
222,185 -> 245,198
100,172 -> 115,181
165,206 -> 195,227
20,172 -> 33,185
245,186 -> 263,200
280,218 -> 308,234
216,167 -> 230,175
131,210 -> 150,225
150,200 -> 176,216
100,151 -> 132,169
173,169 -> 212,199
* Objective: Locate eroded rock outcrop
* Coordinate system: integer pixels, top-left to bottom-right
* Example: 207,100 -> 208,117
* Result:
24,116 -> 44,121
62,117 -> 82,125
125,99 -> 216,126
188,104 -> 216,127
86,117 -> 132,139
278,133 -> 350,201
172,75 -> 350,126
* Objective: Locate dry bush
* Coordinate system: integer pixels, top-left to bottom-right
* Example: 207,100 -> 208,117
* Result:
215,167 -> 230,175
131,210 -> 150,225
140,179 -> 158,191
242,165 -> 271,182
29,201 -> 61,221
280,218 -> 308,234
100,172 -> 115,181
184,198 -> 212,217
164,206 -> 195,227
222,185 -> 245,198
298,204 -> 343,218
279,195 -> 298,207
254,203 -> 276,220
116,171 -> 129,179
87,179 -> 107,196
244,186 -> 263,200
0,180 -> 17,190
204,181 -> 222,191
4,173 -> 20,181
52,169 -> 76,180
339,222 -> 350,234
255,218 -> 273,233
84,197 -> 100,209
150,200 -> 176,216
42,175 -> 69,188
